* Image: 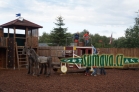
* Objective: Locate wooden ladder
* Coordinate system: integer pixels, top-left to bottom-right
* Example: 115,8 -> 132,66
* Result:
15,43 -> 28,69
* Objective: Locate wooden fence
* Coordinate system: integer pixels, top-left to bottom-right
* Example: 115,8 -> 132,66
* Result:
98,48 -> 139,68
38,46 -> 64,63
38,47 -> 139,68
98,48 -> 139,56
38,47 -> 139,58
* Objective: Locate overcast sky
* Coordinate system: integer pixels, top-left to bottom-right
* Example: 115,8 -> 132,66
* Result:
0,0 -> 139,38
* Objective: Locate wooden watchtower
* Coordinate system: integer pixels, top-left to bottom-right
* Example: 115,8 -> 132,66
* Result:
0,17 -> 42,69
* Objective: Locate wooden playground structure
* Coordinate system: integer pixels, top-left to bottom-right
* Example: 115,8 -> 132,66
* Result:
0,17 -> 42,69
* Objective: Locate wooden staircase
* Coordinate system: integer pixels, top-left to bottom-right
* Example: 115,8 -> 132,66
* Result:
15,44 -> 28,69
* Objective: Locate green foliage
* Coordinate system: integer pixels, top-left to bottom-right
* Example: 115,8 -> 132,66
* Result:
113,17 -> 139,48
39,15 -> 139,48
50,16 -> 68,46
39,32 -> 51,43
113,37 -> 126,48
124,25 -> 139,48
73,30 -> 111,48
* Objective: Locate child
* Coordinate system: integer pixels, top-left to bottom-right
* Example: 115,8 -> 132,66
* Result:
74,32 -> 79,43
83,32 -> 90,46
85,67 -> 90,76
100,67 -> 106,75
91,66 -> 97,76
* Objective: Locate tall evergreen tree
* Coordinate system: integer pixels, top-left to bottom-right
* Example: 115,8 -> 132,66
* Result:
50,16 -> 67,46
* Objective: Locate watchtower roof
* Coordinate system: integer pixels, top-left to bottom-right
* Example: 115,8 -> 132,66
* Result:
0,18 -> 43,29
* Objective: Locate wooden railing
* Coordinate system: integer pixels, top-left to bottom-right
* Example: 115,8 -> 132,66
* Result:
0,37 -> 7,47
27,37 -> 38,48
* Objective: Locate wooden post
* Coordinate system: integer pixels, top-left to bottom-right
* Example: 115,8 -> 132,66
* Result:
25,27 -> 28,47
85,48 -> 88,54
31,29 -> 32,48
25,27 -> 28,64
78,48 -> 81,56
36,29 -> 38,53
6,48 -> 8,69
13,27 -> 16,69
6,28 -> 9,69
49,47 -> 51,57
8,28 -> 9,38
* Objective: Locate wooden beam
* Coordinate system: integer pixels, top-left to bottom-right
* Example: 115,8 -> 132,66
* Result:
6,49 -> 8,69
36,29 -> 39,53
37,28 -> 38,37
6,28 -> 9,69
25,27 -> 28,47
13,27 -> 16,69
77,48 -> 81,56
85,48 -> 88,54
0,28 -> 4,37
8,28 -> 9,38
25,28 -> 29,65
14,27 -> 16,39
31,29 -> 32,47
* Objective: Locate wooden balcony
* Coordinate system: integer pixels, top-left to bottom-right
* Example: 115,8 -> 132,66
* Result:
0,37 -> 7,47
27,37 -> 38,48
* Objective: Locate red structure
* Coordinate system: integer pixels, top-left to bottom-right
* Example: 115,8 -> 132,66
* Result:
64,46 -> 93,57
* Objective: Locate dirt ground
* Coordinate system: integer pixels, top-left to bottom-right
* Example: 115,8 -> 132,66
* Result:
0,68 -> 139,92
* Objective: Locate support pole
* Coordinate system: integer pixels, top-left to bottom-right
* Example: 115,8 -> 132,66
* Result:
13,27 -> 16,70
25,27 -> 28,47
8,28 -> 9,38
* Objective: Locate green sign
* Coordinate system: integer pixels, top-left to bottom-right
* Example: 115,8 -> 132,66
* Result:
60,54 -> 139,67
124,58 -> 139,64
61,58 -> 83,63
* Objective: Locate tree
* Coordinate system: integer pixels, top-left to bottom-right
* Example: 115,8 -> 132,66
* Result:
39,32 -> 51,43
124,17 -> 139,48
65,32 -> 73,46
50,16 -> 68,46
124,25 -> 139,48
76,30 -> 112,48
113,17 -> 139,48
113,37 -> 126,48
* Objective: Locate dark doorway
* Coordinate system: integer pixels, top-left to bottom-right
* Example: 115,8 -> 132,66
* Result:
81,49 -> 86,55
88,49 -> 92,54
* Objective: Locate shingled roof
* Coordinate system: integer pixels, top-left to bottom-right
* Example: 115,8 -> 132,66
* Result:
0,18 -> 43,29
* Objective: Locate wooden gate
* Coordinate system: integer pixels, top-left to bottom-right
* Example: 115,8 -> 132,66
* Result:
7,38 -> 15,68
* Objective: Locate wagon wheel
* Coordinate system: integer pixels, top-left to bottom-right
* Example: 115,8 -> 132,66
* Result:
52,62 -> 61,72
61,65 -> 67,73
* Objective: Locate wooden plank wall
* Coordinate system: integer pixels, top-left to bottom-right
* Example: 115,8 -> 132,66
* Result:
0,49 -> 3,68
99,48 -> 139,68
38,46 -> 64,62
38,47 -> 139,68
0,30 -> 4,37
27,37 -> 38,48
0,37 -> 7,47
38,47 -> 139,60
1,46 -> 139,68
